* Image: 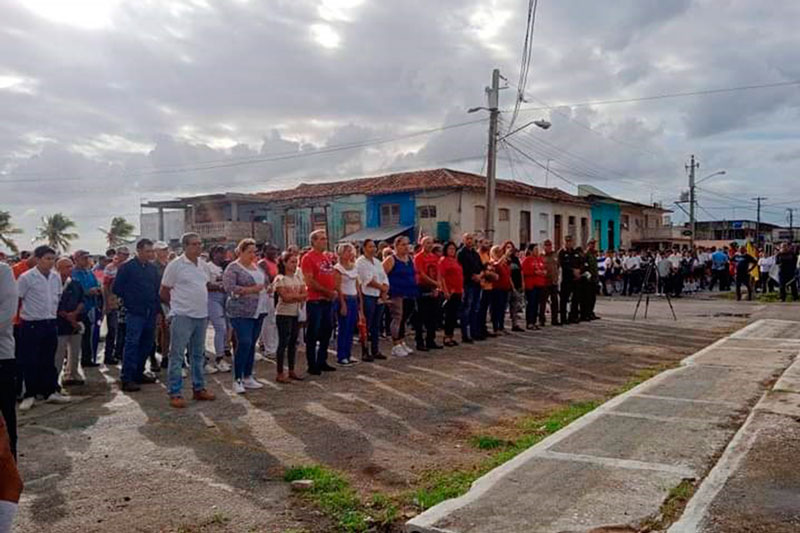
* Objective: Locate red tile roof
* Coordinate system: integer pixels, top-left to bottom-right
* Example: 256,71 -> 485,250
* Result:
256,168 -> 589,205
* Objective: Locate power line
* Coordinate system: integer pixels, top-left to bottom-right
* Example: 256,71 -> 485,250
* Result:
508,0 -> 540,132
507,79 -> 800,112
503,140 -> 578,187
0,118 -> 489,184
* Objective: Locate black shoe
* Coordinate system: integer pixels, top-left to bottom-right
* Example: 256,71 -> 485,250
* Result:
62,378 -> 85,387
319,364 -> 337,372
462,337 -> 474,344
362,355 -> 375,362
512,326 -> 525,332
104,357 -> 120,365
553,321 -> 563,327
416,344 -> 429,352
474,335 -> 487,341
121,381 -> 141,392
427,343 -> 444,350
308,367 -> 322,376
373,353 -> 387,360
139,374 -> 158,384
485,332 -> 498,338
82,361 -> 100,368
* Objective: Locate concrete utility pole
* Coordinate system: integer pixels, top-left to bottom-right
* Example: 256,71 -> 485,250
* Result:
752,196 -> 767,244
484,69 -> 500,242
686,155 -> 699,248
787,208 -> 795,233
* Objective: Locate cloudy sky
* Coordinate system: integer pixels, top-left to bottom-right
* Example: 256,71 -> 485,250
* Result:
2,0 -> 800,252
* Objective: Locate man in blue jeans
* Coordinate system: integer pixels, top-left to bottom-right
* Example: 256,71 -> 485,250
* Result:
160,233 -> 216,408
456,233 -> 484,343
113,239 -> 160,392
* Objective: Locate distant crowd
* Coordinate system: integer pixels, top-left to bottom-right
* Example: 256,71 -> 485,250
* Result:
1,230 -> 798,471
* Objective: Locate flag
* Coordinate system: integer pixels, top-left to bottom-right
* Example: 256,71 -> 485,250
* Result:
746,241 -> 759,282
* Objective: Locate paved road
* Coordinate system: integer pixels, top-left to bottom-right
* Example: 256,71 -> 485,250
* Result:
12,296 -> 774,532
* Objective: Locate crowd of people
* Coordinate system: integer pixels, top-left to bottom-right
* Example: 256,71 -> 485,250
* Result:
2,229 -> 800,464
595,243 -> 800,301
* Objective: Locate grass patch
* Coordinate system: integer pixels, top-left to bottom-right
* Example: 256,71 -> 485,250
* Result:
642,478 -> 696,530
470,435 -> 507,449
284,465 -> 397,532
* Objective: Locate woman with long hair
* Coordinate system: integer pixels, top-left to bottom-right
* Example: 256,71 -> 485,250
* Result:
334,243 -> 361,366
438,241 -> 464,347
273,251 -> 307,383
222,239 -> 267,394
521,243 -> 546,330
383,235 -> 417,357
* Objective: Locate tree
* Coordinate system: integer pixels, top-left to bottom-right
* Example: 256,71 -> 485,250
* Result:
0,210 -> 22,253
36,213 -> 79,253
99,216 -> 135,247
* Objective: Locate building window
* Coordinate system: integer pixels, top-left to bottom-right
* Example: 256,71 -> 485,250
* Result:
580,217 -> 588,246
567,215 -> 577,238
474,206 -> 485,233
342,211 -> 362,236
417,205 -> 437,219
380,204 -> 400,227
607,220 -> 615,250
311,212 -> 327,233
554,214 -> 562,248
519,210 -> 531,245
594,220 -> 602,242
498,208 -> 510,222
285,213 -> 297,247
539,213 -> 549,241
621,214 -> 630,231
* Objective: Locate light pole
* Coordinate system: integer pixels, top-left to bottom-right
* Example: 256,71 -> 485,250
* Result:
686,155 -> 725,248
469,70 -> 550,242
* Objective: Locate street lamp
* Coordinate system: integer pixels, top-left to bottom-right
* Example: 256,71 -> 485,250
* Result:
695,170 -> 726,185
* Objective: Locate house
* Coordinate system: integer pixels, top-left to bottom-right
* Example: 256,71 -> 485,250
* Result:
577,184 -> 675,250
695,220 -> 778,250
140,168 -> 593,250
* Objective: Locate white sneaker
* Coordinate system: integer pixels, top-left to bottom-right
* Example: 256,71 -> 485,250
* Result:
204,363 -> 219,375
254,352 -> 265,361
401,342 -> 413,355
216,360 -> 231,373
46,392 -> 71,404
19,397 -> 35,411
181,367 -> 188,378
392,345 -> 409,358
243,376 -> 264,389
233,379 -> 246,394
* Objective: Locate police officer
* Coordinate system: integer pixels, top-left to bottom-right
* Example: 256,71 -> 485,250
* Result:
558,235 -> 583,324
582,240 -> 600,321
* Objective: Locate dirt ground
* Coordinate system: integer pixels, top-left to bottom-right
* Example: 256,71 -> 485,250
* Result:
12,296 -> 776,532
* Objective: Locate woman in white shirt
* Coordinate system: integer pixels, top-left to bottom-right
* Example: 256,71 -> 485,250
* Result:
273,252 -> 307,383
334,243 -> 361,366
355,239 -> 389,362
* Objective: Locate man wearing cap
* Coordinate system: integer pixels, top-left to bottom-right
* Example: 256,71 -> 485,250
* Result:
71,250 -> 102,368
113,239 -> 161,392
103,246 -> 129,365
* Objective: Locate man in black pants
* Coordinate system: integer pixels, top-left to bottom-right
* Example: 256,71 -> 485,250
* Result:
775,242 -> 799,302
540,239 -> 560,326
558,236 -> 583,324
0,261 -> 18,458
17,245 -> 70,411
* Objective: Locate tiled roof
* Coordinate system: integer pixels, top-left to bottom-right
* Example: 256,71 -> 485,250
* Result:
256,168 -> 589,205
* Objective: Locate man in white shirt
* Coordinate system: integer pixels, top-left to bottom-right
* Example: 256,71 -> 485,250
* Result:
0,262 -> 18,458
17,245 -> 68,411
160,233 -> 215,408
623,250 -> 642,295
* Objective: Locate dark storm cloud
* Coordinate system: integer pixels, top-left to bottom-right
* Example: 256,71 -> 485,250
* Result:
2,0 -> 800,251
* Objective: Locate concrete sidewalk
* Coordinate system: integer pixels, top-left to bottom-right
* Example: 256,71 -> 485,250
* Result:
406,319 -> 800,533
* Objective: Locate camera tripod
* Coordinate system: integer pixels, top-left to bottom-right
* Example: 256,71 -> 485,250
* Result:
632,260 -> 677,321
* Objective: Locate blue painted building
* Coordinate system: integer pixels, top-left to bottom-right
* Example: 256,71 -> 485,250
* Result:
578,185 -> 622,251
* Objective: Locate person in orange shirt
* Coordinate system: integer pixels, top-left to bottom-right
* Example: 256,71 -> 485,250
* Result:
413,236 -> 442,351
476,238 -> 498,339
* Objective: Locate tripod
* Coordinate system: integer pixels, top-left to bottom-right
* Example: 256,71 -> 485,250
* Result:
632,260 -> 677,321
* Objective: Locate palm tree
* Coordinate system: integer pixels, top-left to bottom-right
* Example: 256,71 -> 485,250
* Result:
0,210 -> 22,253
36,213 -> 79,253
99,216 -> 135,247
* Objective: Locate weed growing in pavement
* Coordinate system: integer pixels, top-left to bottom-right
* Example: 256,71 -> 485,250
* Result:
641,478 -> 696,530
284,465 -> 396,532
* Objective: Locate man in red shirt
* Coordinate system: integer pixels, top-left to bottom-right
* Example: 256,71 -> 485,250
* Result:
413,236 -> 442,351
521,244 -> 547,329
301,230 -> 337,375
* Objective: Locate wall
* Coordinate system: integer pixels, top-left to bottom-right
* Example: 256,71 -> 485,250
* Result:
140,210 -> 185,243
415,190 -> 462,241
460,190 -> 560,246
590,201 -> 621,251
366,192 -> 416,229
330,195 -> 367,242
620,206 -> 646,250
551,203 -> 592,248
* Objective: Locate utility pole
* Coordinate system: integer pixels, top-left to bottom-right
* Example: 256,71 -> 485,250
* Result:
686,155 -> 699,249
752,196 -> 767,245
484,68 -> 500,242
787,208 -> 795,234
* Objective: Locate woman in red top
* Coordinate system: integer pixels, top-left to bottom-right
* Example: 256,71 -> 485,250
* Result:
489,245 -> 512,334
438,242 -> 464,347
521,243 -> 547,329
